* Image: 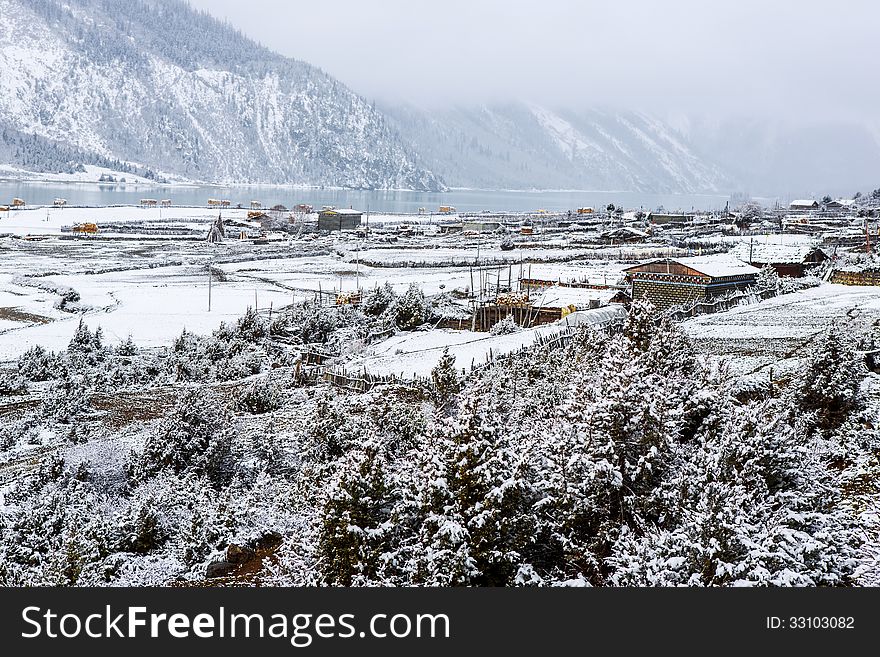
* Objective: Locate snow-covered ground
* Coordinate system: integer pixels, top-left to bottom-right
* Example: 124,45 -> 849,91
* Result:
0,205 -> 646,362
683,283 -> 880,376
0,163 -> 177,185
0,204 -> 250,236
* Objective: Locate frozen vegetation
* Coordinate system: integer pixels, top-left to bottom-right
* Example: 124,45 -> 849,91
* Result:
1,294 -> 879,586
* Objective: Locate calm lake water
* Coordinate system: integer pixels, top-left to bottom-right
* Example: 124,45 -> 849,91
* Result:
0,181 -> 731,213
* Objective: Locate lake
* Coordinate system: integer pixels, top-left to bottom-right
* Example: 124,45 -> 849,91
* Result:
0,181 -> 731,213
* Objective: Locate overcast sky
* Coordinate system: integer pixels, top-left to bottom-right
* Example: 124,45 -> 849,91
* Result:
188,0 -> 878,121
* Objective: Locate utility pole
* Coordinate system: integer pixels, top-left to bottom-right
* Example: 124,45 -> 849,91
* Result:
208,265 -> 212,312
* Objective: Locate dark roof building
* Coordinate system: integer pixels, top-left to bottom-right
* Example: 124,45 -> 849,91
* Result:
731,242 -> 828,277
647,212 -> 695,225
318,208 -> 362,231
623,256 -> 759,311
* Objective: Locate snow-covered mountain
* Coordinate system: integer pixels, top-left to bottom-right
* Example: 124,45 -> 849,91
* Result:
0,0 -> 444,190
679,116 -> 880,198
385,103 -> 734,193
3,0 -> 877,195
388,103 -> 880,197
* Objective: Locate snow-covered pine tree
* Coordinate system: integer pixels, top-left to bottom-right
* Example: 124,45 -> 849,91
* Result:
622,298 -> 656,352
135,388 -> 233,482
756,263 -> 779,292
394,283 -> 430,330
408,397 -> 538,585
791,326 -> 863,435
430,347 -> 460,407
317,441 -> 396,585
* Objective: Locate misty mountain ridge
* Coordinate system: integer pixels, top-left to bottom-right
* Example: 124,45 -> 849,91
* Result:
386,103 -> 880,197
1,0 -> 878,196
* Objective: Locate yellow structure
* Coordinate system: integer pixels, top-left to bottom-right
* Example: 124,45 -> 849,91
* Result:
439,205 -> 456,214
335,291 -> 362,306
12,198 -> 25,207
73,223 -> 99,234
577,207 -> 594,214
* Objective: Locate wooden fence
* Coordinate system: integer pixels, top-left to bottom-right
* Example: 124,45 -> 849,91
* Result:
322,311 -> 625,393
667,286 -> 777,321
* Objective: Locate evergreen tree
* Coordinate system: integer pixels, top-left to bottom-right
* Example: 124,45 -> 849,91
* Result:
135,389 -> 233,482
756,264 -> 779,291
317,441 -> 396,585
394,284 -> 430,330
430,347 -> 460,407
791,327 -> 863,435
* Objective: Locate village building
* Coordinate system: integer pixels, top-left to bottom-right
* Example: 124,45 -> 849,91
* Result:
731,242 -> 828,277
646,212 -> 694,225
529,285 -> 630,311
462,220 -> 501,233
599,226 -> 649,244
624,256 -> 759,311
318,208 -> 362,231
789,199 -> 819,210
825,198 -> 856,210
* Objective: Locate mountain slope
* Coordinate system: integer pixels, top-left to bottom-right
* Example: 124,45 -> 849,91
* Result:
679,116 -> 880,197
385,103 -> 734,193
0,0 -> 443,190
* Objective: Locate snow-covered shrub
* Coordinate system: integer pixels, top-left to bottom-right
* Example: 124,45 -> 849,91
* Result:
40,375 -> 90,428
430,347 -> 460,406
778,275 -> 821,295
231,307 -> 269,342
305,391 -> 363,461
123,498 -> 167,554
394,283 -> 430,330
789,326 -> 863,435
236,377 -> 283,414
134,388 -> 233,482
361,282 -> 397,317
490,314 -> 521,335
18,345 -> 63,381
214,350 -> 263,382
0,371 -> 27,396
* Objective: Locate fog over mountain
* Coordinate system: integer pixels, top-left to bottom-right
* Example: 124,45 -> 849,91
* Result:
1,0 -> 878,196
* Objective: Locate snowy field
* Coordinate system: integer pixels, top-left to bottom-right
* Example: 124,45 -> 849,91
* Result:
683,283 -> 880,377
0,206 -> 644,362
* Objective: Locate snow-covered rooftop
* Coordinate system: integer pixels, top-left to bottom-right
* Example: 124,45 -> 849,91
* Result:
790,199 -> 818,207
627,255 -> 761,279
730,242 -> 823,265
530,285 -> 621,309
